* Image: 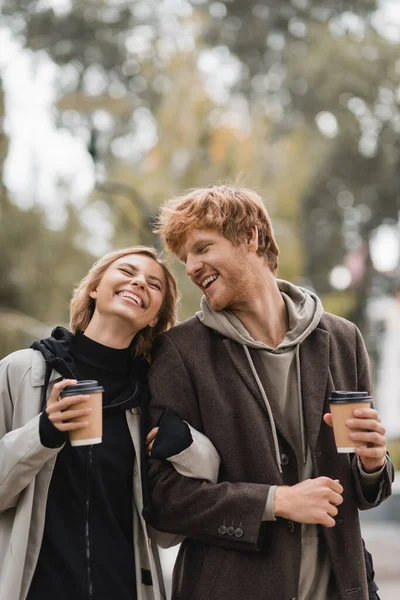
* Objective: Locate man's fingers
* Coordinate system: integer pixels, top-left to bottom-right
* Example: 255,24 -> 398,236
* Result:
326,504 -> 339,518
346,418 -> 385,435
318,477 -> 343,495
349,430 -> 386,446
321,514 -> 337,528
352,407 -> 380,420
355,446 -> 387,460
323,413 -> 333,428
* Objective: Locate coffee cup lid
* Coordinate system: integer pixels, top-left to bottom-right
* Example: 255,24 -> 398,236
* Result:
329,390 -> 371,403
59,380 -> 104,397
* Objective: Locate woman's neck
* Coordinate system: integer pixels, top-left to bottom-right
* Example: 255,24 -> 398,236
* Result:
84,315 -> 137,349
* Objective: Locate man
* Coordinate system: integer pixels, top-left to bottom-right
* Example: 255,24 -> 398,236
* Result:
147,185 -> 393,600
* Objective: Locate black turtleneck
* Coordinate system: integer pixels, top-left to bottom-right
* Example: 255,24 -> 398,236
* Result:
29,331 -> 144,600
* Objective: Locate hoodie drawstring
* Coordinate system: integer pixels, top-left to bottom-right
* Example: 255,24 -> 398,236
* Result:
243,345 -> 283,474
295,345 -> 307,465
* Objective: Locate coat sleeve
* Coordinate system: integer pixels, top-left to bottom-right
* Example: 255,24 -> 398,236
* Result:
350,325 -> 394,509
146,334 -> 270,552
0,352 -> 62,513
167,424 -> 221,484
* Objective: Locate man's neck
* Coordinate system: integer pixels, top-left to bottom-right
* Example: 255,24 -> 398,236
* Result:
232,277 -> 289,348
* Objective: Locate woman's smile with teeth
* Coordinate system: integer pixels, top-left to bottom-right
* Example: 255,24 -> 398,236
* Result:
118,291 -> 143,307
202,275 -> 218,289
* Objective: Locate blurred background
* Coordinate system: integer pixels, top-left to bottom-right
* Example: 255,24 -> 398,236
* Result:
1,0 -> 399,596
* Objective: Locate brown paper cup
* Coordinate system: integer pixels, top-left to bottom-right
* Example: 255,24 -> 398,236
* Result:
60,380 -> 104,447
329,391 -> 371,453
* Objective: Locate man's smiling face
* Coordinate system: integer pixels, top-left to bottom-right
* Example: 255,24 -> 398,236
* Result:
178,229 -> 257,312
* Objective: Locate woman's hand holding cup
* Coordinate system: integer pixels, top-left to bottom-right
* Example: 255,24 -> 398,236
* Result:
46,379 -> 91,433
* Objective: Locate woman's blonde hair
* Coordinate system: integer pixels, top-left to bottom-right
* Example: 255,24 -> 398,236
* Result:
154,184 -> 279,274
70,246 -> 179,359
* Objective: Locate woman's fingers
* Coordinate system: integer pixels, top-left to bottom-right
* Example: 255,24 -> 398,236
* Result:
50,420 -> 90,432
46,394 -> 90,415
45,381 -> 92,433
46,379 -> 77,405
146,427 -> 158,454
146,427 -> 159,445
49,406 -> 92,424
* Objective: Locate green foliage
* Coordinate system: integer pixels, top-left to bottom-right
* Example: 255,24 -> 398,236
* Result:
1,0 -> 400,355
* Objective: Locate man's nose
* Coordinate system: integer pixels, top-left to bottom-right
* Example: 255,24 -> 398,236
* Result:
185,256 -> 202,278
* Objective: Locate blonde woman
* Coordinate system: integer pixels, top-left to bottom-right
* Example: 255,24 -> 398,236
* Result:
0,246 -> 219,600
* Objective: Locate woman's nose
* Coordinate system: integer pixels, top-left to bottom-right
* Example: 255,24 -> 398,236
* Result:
131,274 -> 146,289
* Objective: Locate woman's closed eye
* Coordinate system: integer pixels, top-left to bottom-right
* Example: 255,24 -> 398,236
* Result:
119,267 -> 134,276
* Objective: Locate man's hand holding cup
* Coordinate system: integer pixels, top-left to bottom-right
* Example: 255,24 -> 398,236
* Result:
323,391 -> 387,473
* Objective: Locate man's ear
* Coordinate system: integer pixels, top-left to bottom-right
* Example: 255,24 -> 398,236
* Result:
245,227 -> 258,252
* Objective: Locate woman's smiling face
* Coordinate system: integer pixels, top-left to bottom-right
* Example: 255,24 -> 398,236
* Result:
89,253 -> 167,333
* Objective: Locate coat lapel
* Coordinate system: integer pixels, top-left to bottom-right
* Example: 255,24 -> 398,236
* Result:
223,339 -> 268,415
299,327 -> 330,454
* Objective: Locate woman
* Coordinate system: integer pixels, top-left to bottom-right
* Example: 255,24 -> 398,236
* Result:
0,246 -> 219,600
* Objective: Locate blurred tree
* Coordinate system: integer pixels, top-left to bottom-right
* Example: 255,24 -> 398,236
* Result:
0,79 -> 94,357
2,0 -> 400,335
198,1 -> 400,328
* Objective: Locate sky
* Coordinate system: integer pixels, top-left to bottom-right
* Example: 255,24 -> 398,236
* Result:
1,0 -> 400,261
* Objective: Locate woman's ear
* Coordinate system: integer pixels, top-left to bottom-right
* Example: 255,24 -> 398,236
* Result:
89,288 -> 98,299
149,316 -> 159,328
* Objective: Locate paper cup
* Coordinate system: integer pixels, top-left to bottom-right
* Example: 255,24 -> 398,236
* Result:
60,380 -> 104,446
329,390 -> 371,453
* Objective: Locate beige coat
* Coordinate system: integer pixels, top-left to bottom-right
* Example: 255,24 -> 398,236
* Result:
0,348 -> 220,600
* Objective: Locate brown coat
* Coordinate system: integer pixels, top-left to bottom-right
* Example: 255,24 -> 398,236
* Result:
147,312 -> 393,600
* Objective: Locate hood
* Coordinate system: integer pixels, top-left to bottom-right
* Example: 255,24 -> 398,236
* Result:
30,326 -> 76,380
196,279 -> 323,351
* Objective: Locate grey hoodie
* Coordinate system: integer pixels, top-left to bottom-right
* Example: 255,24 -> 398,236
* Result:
196,279 -> 338,600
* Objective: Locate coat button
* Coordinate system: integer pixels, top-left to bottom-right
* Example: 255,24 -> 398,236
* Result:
226,526 -> 235,536
218,525 -> 227,535
281,453 -> 289,466
287,521 -> 295,533
235,527 -> 244,538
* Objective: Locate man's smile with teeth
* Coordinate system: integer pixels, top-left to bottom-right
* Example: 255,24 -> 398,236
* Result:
117,291 -> 144,307
201,275 -> 218,289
